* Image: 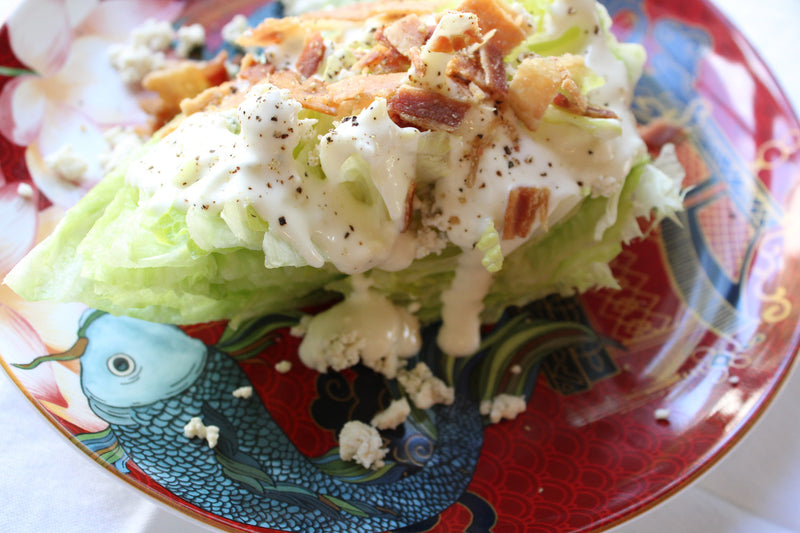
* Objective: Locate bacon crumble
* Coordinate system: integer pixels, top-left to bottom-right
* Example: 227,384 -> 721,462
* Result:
352,43 -> 412,74
378,14 -> 433,56
402,181 -> 418,232
295,32 -> 327,78
552,93 -> 618,119
387,85 -> 471,131
503,187 -> 550,239
446,39 -> 508,100
173,0 -> 610,142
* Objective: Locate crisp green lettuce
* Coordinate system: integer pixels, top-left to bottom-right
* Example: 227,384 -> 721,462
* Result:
541,107 -> 623,139
5,163 -> 343,325
475,221 -> 503,273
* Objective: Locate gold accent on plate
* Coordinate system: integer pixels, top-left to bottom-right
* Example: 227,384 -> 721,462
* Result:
758,286 -> 793,324
752,128 -> 800,172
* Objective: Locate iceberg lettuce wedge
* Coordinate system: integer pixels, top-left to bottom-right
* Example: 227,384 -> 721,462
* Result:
5,0 -> 685,339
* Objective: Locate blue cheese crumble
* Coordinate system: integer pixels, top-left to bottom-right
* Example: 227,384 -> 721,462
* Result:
183,416 -> 220,448
338,420 -> 388,470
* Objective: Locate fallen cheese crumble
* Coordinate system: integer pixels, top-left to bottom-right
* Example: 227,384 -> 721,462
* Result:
183,417 -> 220,448
232,385 -> 253,398
338,420 -> 389,470
45,145 -> 89,185
275,360 -> 293,373
480,393 -> 527,424
397,362 -> 455,409
370,398 -> 411,430
16,182 -> 34,200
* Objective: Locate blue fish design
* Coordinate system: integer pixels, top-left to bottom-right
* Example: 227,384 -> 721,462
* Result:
71,310 -> 483,532
16,306 -> 609,531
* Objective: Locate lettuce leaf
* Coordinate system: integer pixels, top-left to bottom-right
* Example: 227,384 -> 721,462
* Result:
5,163 -> 343,324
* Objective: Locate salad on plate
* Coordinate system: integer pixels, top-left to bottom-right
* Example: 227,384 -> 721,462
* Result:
5,0 -> 683,404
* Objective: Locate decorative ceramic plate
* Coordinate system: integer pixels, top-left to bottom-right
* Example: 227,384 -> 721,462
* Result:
1,0 -> 799,532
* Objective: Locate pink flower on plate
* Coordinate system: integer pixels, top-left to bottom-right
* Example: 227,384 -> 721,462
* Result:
0,0 -> 183,207
0,197 -> 105,432
0,181 -> 37,275
0,301 -> 108,433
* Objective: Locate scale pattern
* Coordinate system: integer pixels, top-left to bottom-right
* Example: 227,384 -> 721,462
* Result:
105,346 -> 484,532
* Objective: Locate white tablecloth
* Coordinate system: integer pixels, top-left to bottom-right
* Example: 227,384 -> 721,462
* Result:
1,1 -> 799,532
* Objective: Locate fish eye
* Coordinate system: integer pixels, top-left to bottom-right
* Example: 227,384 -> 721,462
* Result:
107,353 -> 136,377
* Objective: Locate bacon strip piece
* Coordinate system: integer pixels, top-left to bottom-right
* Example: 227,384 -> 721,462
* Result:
352,43 -> 411,74
446,54 -> 484,89
326,72 -> 407,116
446,40 -> 508,99
503,186 -> 550,239
464,132 -> 490,187
387,85 -> 471,131
379,14 -> 432,56
402,181 -> 417,232
296,32 -> 326,78
479,40 -> 508,98
456,0 -> 532,54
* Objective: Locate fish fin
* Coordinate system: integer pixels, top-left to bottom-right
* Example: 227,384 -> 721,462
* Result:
201,402 -> 277,489
319,494 -> 400,520
418,303 -> 618,406
214,451 -> 274,493
214,312 -> 302,360
75,426 -> 131,474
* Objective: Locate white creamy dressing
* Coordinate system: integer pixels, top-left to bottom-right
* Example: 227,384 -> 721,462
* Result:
436,249 -> 495,356
297,276 -> 421,377
126,0 -> 646,358
128,87 -> 420,273
319,100 -> 419,229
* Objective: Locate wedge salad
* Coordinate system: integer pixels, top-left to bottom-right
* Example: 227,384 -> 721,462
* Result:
5,0 -> 684,372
